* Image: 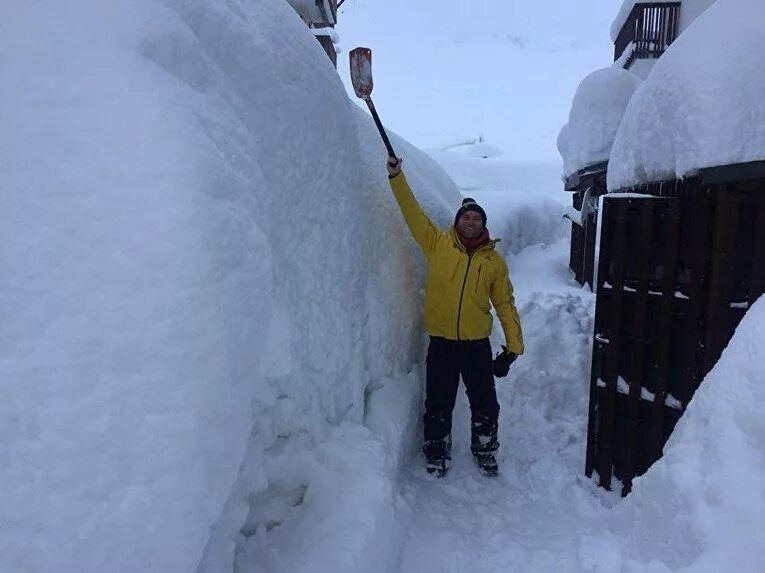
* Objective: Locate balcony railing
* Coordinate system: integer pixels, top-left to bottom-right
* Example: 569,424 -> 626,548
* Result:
614,2 -> 681,66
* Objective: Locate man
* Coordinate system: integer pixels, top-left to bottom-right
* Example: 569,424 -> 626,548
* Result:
387,157 -> 523,478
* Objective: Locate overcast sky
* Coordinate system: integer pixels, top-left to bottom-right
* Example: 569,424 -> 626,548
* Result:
337,0 -> 623,163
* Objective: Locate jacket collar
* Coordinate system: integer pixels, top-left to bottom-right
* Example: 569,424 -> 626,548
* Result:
449,227 -> 500,254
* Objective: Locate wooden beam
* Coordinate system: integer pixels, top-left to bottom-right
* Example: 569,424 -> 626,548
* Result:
700,161 -> 765,185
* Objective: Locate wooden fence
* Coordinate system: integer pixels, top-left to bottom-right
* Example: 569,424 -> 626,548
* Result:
585,163 -> 765,495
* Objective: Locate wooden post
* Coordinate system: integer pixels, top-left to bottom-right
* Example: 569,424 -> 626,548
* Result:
314,29 -> 337,67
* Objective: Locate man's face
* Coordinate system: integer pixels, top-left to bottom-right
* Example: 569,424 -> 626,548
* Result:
457,211 -> 483,239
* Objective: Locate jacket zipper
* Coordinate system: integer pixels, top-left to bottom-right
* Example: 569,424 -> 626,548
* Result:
475,265 -> 482,294
454,239 -> 497,340
456,253 -> 473,340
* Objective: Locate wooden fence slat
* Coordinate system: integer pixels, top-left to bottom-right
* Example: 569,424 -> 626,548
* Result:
597,199 -> 629,490
649,198 -> 681,463
749,190 -> 765,302
679,189 -> 711,405
703,185 -> 740,372
570,221 -> 583,282
585,200 -> 615,477
621,200 -> 655,496
584,212 -> 598,288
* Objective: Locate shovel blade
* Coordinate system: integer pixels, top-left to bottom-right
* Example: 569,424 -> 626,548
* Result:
349,47 -> 373,98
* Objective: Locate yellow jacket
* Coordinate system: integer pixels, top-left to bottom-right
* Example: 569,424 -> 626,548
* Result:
389,172 -> 524,354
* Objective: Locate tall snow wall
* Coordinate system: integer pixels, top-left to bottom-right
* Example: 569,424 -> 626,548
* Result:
0,1 -> 460,572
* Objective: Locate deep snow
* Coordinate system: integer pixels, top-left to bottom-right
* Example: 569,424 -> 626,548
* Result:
1,1 -> 458,572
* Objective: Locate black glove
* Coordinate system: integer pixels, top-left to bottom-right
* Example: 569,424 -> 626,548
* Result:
492,345 -> 517,378
387,157 -> 402,178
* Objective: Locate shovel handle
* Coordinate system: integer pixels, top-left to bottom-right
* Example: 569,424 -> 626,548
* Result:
363,96 -> 397,160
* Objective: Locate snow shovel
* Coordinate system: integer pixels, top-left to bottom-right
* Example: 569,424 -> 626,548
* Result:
349,47 -> 398,159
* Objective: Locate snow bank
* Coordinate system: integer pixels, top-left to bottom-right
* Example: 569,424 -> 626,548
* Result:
608,0 -> 765,190
558,68 -> 642,177
233,113 -> 462,573
0,1 -> 460,572
579,296 -> 765,571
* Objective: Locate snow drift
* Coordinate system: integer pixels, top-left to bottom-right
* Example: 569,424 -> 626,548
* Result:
557,68 -> 642,177
579,296 -> 765,571
0,1 -> 460,572
607,0 -> 765,190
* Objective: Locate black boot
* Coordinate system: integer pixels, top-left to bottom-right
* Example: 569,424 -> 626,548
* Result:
473,452 -> 498,476
423,435 -> 451,478
425,456 -> 449,478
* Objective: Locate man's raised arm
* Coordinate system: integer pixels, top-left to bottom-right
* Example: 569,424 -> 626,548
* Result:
387,158 -> 443,254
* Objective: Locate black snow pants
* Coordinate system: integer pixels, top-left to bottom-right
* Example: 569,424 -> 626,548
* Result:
423,336 -> 500,459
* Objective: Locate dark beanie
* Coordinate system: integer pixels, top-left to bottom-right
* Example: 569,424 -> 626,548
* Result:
454,197 -> 487,228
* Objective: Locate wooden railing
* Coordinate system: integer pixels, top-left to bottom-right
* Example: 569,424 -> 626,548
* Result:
614,2 -> 681,65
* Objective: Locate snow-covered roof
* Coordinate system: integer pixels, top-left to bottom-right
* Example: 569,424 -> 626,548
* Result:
557,68 -> 642,177
608,0 -> 765,190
